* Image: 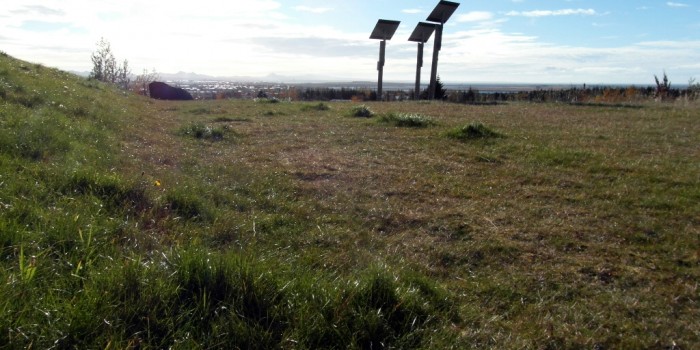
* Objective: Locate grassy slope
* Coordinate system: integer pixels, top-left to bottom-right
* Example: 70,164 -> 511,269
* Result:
1,52 -> 699,348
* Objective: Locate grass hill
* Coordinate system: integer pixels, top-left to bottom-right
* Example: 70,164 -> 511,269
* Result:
1,52 -> 699,349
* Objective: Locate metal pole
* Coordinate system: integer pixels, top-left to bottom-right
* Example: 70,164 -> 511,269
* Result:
377,39 -> 386,101
415,42 -> 424,100
428,24 -> 443,100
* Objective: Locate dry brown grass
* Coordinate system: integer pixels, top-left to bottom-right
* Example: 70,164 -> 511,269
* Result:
128,99 -> 699,348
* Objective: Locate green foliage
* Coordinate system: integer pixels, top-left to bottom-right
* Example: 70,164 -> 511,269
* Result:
446,122 -> 503,141
90,37 -> 130,89
420,75 -> 447,100
379,112 -> 436,128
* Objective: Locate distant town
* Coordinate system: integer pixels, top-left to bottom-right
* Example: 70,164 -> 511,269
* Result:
163,79 -> 624,101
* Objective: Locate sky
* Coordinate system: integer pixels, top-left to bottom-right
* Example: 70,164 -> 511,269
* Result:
1,0 -> 699,85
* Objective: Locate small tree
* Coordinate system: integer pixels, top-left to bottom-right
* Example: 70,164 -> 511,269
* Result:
688,77 -> 700,100
434,75 -> 447,100
654,71 -> 671,101
90,38 -> 131,89
419,75 -> 448,100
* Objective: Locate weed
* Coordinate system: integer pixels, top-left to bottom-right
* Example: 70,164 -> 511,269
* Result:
18,245 -> 37,283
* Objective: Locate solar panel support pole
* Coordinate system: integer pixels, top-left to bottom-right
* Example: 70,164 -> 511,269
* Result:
428,24 -> 443,100
370,19 -> 400,102
415,43 -> 424,100
408,22 -> 436,100
425,1 -> 459,100
377,39 -> 386,101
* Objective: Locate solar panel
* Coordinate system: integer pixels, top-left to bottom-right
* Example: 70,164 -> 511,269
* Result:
408,22 -> 437,43
426,1 -> 460,23
370,19 -> 401,40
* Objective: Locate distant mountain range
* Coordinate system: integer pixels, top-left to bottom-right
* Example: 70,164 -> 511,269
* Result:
70,70 -> 352,83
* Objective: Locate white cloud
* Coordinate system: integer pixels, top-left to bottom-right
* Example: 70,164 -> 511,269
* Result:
294,6 -> 332,14
401,9 -> 422,14
506,8 -> 597,17
666,2 -> 689,7
457,11 -> 494,23
0,1 -> 698,84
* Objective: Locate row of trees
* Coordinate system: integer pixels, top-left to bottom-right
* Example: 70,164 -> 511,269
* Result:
285,72 -> 698,103
256,84 -> 695,104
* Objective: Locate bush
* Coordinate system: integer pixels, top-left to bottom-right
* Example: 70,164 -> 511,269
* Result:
350,104 -> 374,118
379,113 -> 436,128
446,122 -> 502,141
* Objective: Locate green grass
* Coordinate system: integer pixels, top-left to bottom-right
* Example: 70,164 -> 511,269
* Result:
1,53 -> 699,348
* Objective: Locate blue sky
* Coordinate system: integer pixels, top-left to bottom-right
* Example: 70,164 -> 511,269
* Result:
1,0 -> 699,84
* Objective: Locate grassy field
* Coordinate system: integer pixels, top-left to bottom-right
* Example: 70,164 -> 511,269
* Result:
1,52 -> 699,349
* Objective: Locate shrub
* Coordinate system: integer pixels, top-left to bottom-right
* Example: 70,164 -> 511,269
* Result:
350,104 -> 374,118
446,122 -> 502,141
379,113 -> 436,128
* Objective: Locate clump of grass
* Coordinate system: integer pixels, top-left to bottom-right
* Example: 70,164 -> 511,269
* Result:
188,107 -> 210,115
379,113 -> 436,128
301,102 -> 330,111
262,110 -> 284,117
446,122 -> 502,141
165,189 -> 211,221
64,171 -> 149,214
179,122 -> 229,141
350,104 -> 374,118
